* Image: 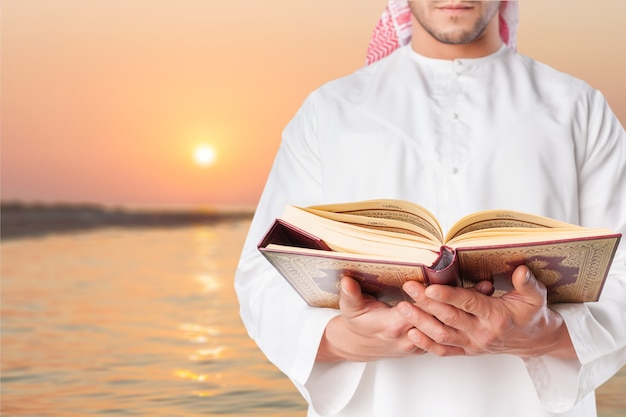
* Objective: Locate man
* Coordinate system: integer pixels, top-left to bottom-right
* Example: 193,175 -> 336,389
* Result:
235,1 -> 626,416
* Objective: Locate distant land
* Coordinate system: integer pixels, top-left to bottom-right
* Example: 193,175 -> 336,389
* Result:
1,201 -> 254,240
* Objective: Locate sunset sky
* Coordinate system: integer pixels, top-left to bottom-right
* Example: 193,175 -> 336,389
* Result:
2,1 -> 625,208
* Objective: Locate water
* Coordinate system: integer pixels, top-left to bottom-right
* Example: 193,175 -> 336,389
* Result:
1,220 -> 624,416
1,221 -> 306,416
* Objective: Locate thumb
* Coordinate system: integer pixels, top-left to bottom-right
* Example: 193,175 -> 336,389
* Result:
511,265 -> 547,305
338,276 -> 366,313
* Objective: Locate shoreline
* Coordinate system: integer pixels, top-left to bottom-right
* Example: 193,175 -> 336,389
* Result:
1,202 -> 254,240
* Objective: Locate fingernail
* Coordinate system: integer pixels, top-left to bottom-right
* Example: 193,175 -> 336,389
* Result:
397,303 -> 411,318
425,286 -> 440,300
403,281 -> 417,297
339,281 -> 348,296
525,269 -> 532,283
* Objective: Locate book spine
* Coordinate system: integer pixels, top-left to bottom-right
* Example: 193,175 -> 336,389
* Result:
424,246 -> 463,287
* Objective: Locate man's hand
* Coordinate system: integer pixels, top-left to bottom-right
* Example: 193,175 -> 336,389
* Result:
397,265 -> 577,359
316,276 -> 424,362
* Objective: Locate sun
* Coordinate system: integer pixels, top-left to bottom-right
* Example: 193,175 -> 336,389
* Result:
193,144 -> 217,167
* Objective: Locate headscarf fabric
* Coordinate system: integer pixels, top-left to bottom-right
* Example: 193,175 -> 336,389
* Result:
365,1 -> 519,65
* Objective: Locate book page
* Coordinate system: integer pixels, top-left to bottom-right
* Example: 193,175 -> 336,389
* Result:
445,209 -> 582,243
264,243 -> 439,265
305,199 -> 443,243
447,227 -> 616,248
279,205 -> 441,259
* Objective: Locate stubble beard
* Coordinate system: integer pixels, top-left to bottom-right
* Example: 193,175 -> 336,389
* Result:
409,1 -> 501,45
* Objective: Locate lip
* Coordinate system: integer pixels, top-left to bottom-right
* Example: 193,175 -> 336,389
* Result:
435,5 -> 474,16
435,3 -> 474,11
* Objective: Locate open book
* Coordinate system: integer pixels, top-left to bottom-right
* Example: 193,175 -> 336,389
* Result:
258,199 -> 621,307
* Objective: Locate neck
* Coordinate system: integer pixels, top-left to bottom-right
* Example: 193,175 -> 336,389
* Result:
410,14 -> 503,60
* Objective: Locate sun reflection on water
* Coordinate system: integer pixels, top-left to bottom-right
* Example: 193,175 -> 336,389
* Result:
1,221 -> 623,416
1,222 -> 309,416
195,273 -> 222,292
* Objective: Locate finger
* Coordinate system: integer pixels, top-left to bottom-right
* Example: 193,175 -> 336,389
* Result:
424,284 -> 484,313
402,280 -> 437,313
398,334 -> 427,356
407,327 -> 466,357
397,301 -> 464,348
338,276 -> 367,314
472,280 -> 495,296
397,301 -> 442,331
404,281 -> 473,332
510,265 -> 547,306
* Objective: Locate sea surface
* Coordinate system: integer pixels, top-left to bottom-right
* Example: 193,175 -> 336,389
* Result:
1,219 -> 624,416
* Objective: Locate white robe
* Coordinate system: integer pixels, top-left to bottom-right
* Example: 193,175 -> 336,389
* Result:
235,45 -> 626,417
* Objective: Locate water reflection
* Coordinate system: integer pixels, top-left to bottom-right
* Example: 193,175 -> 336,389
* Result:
1,222 -> 307,416
1,221 -> 623,416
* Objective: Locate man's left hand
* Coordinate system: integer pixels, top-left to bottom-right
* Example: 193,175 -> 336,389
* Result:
397,265 -> 577,359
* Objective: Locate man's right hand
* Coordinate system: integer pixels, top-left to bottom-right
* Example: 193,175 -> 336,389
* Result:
316,276 -> 425,362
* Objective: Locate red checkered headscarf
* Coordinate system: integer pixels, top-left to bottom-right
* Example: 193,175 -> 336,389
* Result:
366,1 -> 519,65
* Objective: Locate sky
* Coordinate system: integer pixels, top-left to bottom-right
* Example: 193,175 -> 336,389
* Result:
2,1 -> 625,208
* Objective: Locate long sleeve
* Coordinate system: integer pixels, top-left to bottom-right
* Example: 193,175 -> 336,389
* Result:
234,92 -> 366,415
524,88 -> 626,412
